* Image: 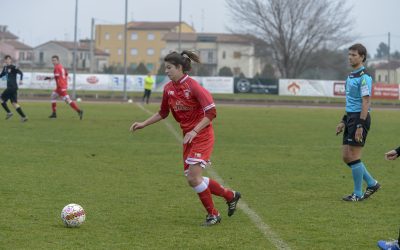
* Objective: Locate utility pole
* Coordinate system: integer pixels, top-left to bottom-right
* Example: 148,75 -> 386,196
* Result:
123,0 -> 128,101
89,17 -> 95,73
387,32 -> 391,84
178,0 -> 182,51
72,0 -> 78,99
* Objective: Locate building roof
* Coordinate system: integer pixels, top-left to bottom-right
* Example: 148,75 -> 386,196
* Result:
127,21 -> 188,30
375,60 -> 400,70
3,40 -> 32,50
163,32 -> 254,44
36,40 -> 109,56
0,26 -> 18,40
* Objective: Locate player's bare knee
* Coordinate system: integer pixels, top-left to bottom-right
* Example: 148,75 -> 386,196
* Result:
186,175 -> 202,187
12,102 -> 20,109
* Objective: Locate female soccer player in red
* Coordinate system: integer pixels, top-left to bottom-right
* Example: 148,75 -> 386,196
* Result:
130,51 -> 241,226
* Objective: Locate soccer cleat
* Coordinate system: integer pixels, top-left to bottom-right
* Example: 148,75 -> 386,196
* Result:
48,112 -> 57,118
227,191 -> 241,217
342,193 -> 363,202
363,182 -> 381,199
78,110 -> 83,120
202,214 -> 221,227
377,240 -> 399,250
5,112 -> 13,120
20,117 -> 28,123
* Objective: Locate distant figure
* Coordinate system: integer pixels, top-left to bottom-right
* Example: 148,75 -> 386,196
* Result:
44,55 -> 83,120
335,43 -> 380,202
142,72 -> 154,104
130,50 -> 241,226
0,55 -> 28,122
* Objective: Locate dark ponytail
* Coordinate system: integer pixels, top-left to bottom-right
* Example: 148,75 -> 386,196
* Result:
164,50 -> 200,73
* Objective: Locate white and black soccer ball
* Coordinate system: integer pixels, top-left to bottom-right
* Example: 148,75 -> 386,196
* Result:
61,203 -> 86,227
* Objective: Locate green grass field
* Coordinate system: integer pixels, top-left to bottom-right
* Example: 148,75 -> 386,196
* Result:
0,102 -> 399,249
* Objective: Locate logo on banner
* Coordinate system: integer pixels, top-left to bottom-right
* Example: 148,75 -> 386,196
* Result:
236,78 -> 251,93
288,82 -> 300,95
86,76 -> 99,84
333,82 -> 345,96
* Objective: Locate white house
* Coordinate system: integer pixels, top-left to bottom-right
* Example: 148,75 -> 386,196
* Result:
34,40 -> 109,72
163,33 -> 262,77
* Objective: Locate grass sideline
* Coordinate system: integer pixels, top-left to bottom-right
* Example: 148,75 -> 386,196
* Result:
0,102 -> 399,249
14,88 -> 400,107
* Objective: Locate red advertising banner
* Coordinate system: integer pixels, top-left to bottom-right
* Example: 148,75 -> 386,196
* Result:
372,83 -> 399,100
333,81 -> 345,96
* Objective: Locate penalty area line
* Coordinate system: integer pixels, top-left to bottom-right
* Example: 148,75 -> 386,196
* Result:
135,103 -> 291,250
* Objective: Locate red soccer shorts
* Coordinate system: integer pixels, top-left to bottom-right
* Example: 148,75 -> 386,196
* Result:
54,88 -> 68,97
183,127 -> 214,176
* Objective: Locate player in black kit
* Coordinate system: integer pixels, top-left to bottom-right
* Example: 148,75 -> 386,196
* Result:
0,55 -> 28,122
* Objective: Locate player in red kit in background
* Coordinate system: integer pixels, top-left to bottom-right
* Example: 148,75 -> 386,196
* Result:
130,51 -> 241,226
45,55 -> 83,120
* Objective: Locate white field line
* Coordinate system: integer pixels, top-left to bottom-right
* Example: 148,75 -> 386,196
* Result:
135,103 -> 291,250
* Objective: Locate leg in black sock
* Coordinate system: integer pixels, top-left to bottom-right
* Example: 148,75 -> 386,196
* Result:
16,107 -> 26,118
1,102 -> 11,113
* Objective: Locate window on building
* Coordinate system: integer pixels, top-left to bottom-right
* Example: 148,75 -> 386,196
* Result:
131,32 -> 138,40
222,51 -> 226,59
233,67 -> 241,75
130,48 -> 138,56
200,49 -> 216,64
39,52 -> 44,63
117,33 -> 123,40
385,75 -> 388,82
19,52 -> 25,60
147,48 -> 155,56
26,52 -> 33,60
118,49 -> 122,56
105,32 -> 110,40
147,33 -> 155,40
378,75 -> 381,82
146,63 -> 154,71
233,51 -> 242,59
104,49 -> 110,54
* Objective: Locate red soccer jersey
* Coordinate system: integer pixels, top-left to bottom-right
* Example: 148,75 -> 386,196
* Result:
159,74 -> 216,133
54,64 -> 68,90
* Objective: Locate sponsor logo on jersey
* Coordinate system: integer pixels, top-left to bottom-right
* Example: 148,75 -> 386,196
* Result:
184,89 -> 191,99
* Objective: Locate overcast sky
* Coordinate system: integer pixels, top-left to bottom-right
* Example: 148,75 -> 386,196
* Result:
1,0 -> 399,57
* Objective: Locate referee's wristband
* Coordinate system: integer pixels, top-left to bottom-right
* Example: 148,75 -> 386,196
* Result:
356,118 -> 366,128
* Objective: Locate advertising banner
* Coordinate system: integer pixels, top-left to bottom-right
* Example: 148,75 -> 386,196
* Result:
333,81 -> 346,97
154,76 -> 234,94
279,79 -> 335,97
234,78 -> 278,94
200,77 -> 234,94
372,83 -> 399,99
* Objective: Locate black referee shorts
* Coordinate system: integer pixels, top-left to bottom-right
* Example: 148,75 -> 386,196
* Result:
1,88 -> 18,103
342,112 -> 371,147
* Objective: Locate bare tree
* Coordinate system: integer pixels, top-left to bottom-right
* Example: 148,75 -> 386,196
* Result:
226,0 -> 353,78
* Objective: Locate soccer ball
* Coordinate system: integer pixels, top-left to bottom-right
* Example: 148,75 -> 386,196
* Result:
127,99 -> 133,103
61,203 -> 86,227
76,98 -> 82,102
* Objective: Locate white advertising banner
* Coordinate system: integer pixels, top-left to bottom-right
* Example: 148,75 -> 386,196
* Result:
1,72 -> 234,94
200,77 -> 234,94
279,79 -> 336,97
